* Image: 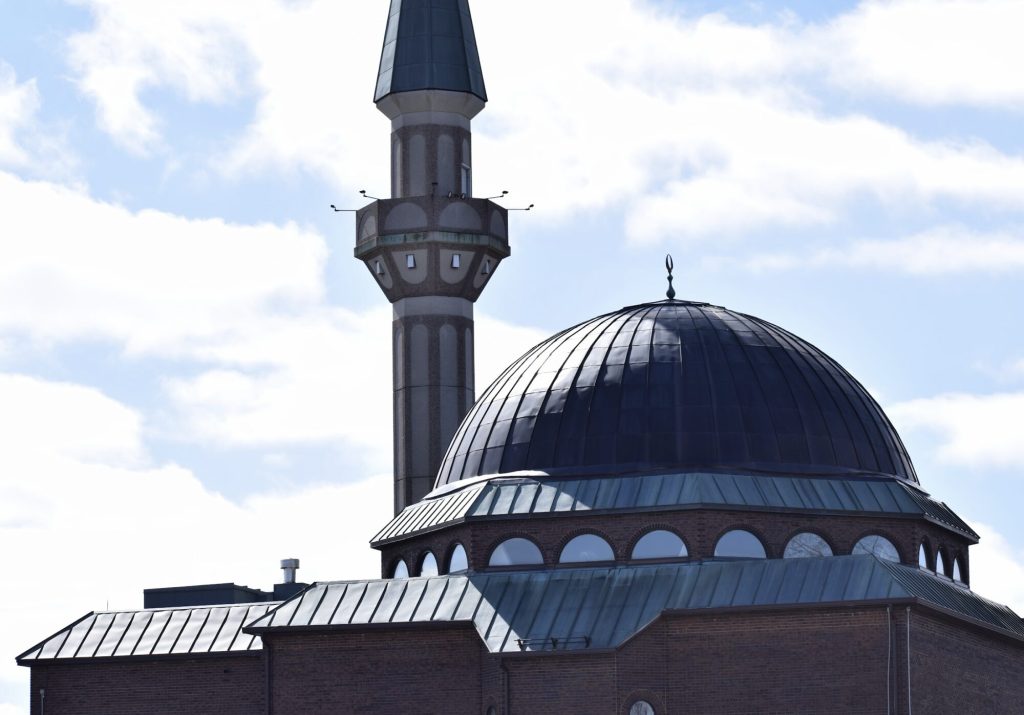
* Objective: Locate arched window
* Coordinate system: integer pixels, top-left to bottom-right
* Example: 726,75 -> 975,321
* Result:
489,538 -> 544,567
953,556 -> 963,582
448,543 -> 469,574
714,530 -> 766,559
629,701 -> 656,715
559,534 -> 614,563
783,532 -> 833,558
486,707 -> 497,715
419,552 -> 438,577
936,550 -> 948,576
392,559 -> 409,579
631,530 -> 687,560
918,543 -> 929,569
853,535 -> 900,562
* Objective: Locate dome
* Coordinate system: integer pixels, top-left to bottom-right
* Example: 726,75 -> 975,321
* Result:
436,300 -> 917,487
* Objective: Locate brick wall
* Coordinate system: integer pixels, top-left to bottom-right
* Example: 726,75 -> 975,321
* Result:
266,625 -> 484,715
906,609 -> 1024,714
28,654 -> 263,715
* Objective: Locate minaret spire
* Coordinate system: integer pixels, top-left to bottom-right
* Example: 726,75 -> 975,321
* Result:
357,0 -> 511,516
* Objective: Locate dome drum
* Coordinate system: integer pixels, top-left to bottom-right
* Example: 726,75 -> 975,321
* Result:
376,498 -> 973,583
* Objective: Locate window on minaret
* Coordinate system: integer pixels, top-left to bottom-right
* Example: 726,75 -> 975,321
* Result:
406,254 -> 416,269
461,164 -> 471,195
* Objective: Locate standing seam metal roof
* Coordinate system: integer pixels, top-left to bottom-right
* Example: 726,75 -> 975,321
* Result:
371,472 -> 975,545
375,0 -> 487,102
17,602 -> 276,664
246,557 -> 1024,651
436,301 -> 918,487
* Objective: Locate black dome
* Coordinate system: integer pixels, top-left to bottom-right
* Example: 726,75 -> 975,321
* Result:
436,300 -> 917,487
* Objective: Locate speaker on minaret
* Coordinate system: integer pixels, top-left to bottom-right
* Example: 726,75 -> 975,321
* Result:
356,0 -> 510,516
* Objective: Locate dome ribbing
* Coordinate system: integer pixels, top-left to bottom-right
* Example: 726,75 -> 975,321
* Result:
436,301 -> 917,487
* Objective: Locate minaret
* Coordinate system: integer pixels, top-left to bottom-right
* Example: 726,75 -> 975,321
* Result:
357,0 -> 510,516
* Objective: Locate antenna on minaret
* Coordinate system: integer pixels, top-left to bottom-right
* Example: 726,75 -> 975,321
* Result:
666,255 -> 676,300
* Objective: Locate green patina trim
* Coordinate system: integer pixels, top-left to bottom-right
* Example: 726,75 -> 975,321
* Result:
355,232 -> 510,258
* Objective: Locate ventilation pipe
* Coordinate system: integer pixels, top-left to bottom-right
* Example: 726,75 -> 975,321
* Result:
280,559 -> 300,585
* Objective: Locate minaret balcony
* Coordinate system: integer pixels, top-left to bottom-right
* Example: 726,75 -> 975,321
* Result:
354,196 -> 510,303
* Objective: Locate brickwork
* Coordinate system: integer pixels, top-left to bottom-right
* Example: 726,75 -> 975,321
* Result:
266,625 -> 484,715
906,610 -> 1024,713
381,508 -> 971,581
28,654 -> 263,715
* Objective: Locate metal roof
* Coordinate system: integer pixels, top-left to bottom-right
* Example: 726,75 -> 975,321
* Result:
437,301 -> 918,487
371,472 -> 976,545
246,556 -> 1022,651
375,0 -> 487,103
17,602 -> 276,664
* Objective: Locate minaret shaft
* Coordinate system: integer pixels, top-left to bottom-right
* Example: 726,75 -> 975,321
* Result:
361,0 -> 506,516
392,297 -> 474,511
390,118 -> 473,199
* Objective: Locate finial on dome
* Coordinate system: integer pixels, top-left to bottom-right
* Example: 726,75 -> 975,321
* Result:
665,255 -> 676,300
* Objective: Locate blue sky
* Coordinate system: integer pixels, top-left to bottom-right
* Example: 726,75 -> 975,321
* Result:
3,1 -> 1024,711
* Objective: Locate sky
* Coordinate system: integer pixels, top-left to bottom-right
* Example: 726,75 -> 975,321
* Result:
2,0 -> 1024,710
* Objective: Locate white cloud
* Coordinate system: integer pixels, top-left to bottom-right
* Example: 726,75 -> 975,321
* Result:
66,0 -> 253,155
0,374 -> 142,465
967,522 -> 1024,616
0,374 -> 391,713
823,0 -> 1024,107
740,226 -> 1024,274
0,63 -> 37,168
890,391 -> 1024,467
0,170 -> 324,355
62,0 -> 1024,243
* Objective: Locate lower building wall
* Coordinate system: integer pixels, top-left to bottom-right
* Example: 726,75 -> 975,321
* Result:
907,610 -> 1024,714
616,606 -> 891,715
267,626 -> 484,715
25,605 -> 1024,714
28,654 -> 264,715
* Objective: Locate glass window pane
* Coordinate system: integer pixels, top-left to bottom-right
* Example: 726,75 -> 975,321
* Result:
714,530 -> 766,559
489,538 -> 544,567
784,532 -> 833,558
559,534 -> 615,563
392,559 -> 409,578
632,530 -> 687,560
918,543 -> 929,569
448,543 -> 469,574
630,701 -> 656,715
853,535 -> 899,562
420,552 -> 438,577
936,550 -> 947,576
953,557 -> 963,582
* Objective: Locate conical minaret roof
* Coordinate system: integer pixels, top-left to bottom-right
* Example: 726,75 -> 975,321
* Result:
374,0 -> 487,103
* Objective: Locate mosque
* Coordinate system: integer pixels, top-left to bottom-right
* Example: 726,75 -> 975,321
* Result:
17,1 -> 1024,713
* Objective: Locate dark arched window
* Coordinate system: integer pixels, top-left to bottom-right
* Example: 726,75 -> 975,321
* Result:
953,556 -> 963,582
392,559 -> 409,579
714,530 -> 766,559
631,530 -> 687,560
784,532 -> 833,558
918,543 -> 929,569
559,534 -> 614,563
853,535 -> 900,562
419,552 -> 438,577
448,543 -> 469,574
489,538 -> 544,567
936,550 -> 948,577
